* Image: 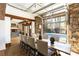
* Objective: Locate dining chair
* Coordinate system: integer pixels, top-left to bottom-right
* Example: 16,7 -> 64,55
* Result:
28,37 -> 35,48
37,40 -> 56,56
20,34 -> 26,49
27,37 -> 37,56
19,34 -> 24,49
20,34 -> 28,49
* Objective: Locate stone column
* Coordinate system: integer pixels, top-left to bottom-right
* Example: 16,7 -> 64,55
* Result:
35,16 -> 42,34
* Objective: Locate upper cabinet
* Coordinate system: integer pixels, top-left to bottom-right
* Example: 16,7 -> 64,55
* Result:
0,3 -> 6,20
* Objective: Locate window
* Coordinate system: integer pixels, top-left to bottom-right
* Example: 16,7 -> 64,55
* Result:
61,16 -> 65,21
60,22 -> 66,33
43,16 -> 66,34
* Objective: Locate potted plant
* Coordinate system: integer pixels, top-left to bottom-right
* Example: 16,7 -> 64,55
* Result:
50,37 -> 55,45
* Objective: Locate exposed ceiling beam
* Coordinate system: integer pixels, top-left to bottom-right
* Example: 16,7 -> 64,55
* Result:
25,3 -> 35,11
41,5 -> 65,15
32,3 -> 55,14
5,13 -> 35,21
7,4 -> 27,12
43,12 -> 65,19
50,5 -> 65,13
37,4 -> 42,7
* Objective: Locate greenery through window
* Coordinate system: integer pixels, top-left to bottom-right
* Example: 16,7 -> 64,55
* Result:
43,16 -> 67,34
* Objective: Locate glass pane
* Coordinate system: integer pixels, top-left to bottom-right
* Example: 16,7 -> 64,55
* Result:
53,23 -> 60,33
55,18 -> 58,22
43,16 -> 66,34
52,18 -> 55,22
60,22 -> 66,34
47,19 -> 51,22
55,23 -> 60,28
53,23 -> 55,29
61,16 -> 65,21
57,17 -> 61,22
47,24 -> 50,29
60,22 -> 66,27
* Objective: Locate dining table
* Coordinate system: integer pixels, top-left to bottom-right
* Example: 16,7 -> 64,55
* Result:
21,38 -> 71,55
42,39 -> 71,55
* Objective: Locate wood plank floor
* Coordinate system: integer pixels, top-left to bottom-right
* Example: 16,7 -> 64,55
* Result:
0,37 -> 28,56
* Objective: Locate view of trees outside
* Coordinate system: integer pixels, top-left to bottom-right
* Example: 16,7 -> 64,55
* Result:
43,16 -> 67,34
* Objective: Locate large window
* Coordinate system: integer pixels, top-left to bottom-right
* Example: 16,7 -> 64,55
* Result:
43,16 -> 66,34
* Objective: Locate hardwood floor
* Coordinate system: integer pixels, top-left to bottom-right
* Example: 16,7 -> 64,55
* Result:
5,44 -> 27,56
0,37 -> 28,56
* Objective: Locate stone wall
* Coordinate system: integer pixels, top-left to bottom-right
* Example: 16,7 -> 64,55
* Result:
69,3 -> 79,53
35,16 -> 42,33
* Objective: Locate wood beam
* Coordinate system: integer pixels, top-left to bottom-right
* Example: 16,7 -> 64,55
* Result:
43,12 -> 65,19
42,5 -> 65,15
5,13 -> 35,21
33,3 -> 55,13
26,3 -> 35,11
8,4 -> 27,12
19,20 -> 32,26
